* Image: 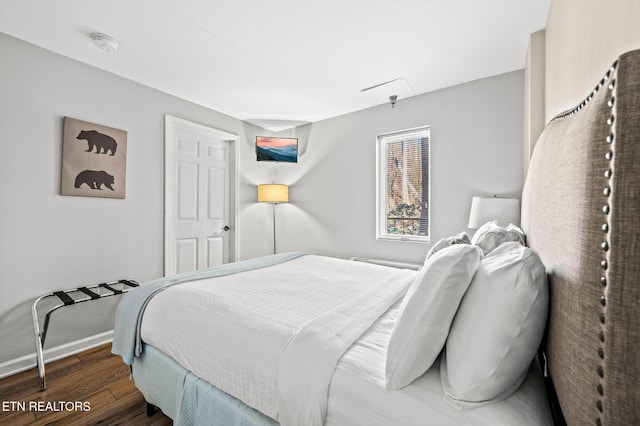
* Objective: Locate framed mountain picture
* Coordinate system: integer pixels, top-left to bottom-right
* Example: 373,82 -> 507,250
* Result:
60,117 -> 127,199
256,136 -> 298,163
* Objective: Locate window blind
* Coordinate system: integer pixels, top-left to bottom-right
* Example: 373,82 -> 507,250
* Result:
379,128 -> 430,239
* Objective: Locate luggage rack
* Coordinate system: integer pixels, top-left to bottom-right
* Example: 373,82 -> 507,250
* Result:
31,279 -> 139,391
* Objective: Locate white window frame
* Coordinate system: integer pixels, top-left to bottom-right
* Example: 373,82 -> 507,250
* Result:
376,126 -> 431,242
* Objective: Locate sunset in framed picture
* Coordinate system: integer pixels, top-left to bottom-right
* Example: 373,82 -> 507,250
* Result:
256,136 -> 298,163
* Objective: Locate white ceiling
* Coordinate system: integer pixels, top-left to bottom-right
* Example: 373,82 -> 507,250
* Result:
0,0 -> 550,127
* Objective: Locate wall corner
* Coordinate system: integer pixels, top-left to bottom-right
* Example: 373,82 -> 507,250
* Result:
523,29 -> 546,180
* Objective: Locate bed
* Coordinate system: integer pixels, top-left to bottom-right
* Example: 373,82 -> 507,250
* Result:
113,49 -> 640,425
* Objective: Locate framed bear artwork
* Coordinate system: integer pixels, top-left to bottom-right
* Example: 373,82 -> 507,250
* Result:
60,117 -> 127,199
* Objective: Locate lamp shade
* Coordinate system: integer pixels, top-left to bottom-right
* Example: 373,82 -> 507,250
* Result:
257,184 -> 289,203
468,196 -> 520,229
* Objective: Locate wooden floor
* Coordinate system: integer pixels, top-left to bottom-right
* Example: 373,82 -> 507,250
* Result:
0,343 -> 172,425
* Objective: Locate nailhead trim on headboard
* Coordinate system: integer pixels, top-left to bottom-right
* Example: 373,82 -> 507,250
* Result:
550,62 -> 619,124
546,60 -> 621,426
594,61 -> 618,426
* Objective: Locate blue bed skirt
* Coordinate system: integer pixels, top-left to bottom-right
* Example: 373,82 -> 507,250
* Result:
132,344 -> 278,426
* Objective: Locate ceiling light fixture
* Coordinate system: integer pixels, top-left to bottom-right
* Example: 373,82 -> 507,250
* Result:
91,33 -> 119,53
389,95 -> 398,108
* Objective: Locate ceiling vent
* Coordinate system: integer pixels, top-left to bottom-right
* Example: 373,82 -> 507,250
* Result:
360,78 -> 415,105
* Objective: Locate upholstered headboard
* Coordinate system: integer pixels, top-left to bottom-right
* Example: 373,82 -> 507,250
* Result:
521,50 -> 640,425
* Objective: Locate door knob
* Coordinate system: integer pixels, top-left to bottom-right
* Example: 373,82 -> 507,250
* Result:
222,225 -> 231,232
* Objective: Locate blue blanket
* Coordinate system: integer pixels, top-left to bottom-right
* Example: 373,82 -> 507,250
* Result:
112,252 -> 306,365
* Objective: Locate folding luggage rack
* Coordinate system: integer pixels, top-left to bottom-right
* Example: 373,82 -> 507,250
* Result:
31,279 -> 139,391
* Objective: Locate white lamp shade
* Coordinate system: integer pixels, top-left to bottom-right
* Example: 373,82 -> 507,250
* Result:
258,184 -> 289,203
468,196 -> 520,229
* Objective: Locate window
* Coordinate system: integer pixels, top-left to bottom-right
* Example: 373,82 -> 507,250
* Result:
377,127 -> 430,242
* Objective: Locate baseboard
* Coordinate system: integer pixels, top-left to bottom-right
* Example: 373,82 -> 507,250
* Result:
0,330 -> 114,379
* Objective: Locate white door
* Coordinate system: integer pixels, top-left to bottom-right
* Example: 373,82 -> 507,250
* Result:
165,116 -> 237,276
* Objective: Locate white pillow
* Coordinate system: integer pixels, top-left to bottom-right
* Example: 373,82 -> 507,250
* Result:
441,241 -> 548,408
426,231 -> 471,260
471,221 -> 525,255
385,244 -> 482,389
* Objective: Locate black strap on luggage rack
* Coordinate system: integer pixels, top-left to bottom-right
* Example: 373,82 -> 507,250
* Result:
31,279 -> 139,391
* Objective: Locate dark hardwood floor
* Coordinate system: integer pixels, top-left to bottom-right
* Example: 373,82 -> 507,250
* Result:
0,343 -> 172,425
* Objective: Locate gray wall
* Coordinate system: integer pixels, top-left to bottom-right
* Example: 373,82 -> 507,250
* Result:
237,70 -> 525,265
0,31 -> 525,369
523,0 -> 640,169
545,0 -> 640,120
0,33 -> 247,366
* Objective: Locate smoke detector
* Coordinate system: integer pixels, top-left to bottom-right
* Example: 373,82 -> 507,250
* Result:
91,33 -> 119,53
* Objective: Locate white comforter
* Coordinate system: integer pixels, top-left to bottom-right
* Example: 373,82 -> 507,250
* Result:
140,255 -> 416,425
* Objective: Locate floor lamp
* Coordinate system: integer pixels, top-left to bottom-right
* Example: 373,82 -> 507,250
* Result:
258,184 -> 289,254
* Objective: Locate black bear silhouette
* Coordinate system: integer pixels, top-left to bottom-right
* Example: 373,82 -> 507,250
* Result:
76,130 -> 117,156
74,170 -> 115,190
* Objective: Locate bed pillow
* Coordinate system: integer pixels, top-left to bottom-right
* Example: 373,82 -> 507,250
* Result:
471,221 -> 525,255
441,241 -> 548,408
385,243 -> 482,390
426,231 -> 471,259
